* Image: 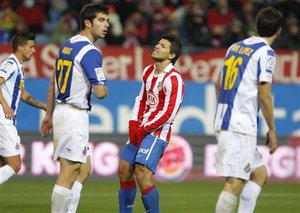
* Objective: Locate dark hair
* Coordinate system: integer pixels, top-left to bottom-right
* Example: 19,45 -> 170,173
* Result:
80,3 -> 109,30
255,7 -> 283,37
161,34 -> 182,64
11,31 -> 35,52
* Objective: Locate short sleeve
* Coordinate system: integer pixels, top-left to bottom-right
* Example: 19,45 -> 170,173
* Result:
258,48 -> 275,83
80,49 -> 106,85
0,60 -> 15,80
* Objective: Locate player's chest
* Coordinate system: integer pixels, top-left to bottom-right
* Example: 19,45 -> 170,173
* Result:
145,75 -> 165,105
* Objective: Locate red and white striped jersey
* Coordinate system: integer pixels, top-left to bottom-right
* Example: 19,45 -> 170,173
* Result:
131,63 -> 185,142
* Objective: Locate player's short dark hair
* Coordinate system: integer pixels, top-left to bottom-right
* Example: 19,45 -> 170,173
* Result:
255,7 -> 283,37
161,34 -> 182,65
80,3 -> 109,30
11,31 -> 35,52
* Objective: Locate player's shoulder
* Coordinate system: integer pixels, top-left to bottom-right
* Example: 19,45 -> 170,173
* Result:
0,55 -> 18,72
164,67 -> 184,85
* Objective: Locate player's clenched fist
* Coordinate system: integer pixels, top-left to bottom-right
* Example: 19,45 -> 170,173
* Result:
129,120 -> 139,146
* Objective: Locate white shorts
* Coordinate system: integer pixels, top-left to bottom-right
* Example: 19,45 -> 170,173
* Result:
215,131 -> 264,180
0,124 -> 21,157
52,104 -> 89,163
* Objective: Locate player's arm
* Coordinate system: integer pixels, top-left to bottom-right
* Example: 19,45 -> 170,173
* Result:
215,72 -> 221,100
258,82 -> 277,154
80,48 -> 109,99
40,72 -> 55,137
21,89 -> 46,110
129,70 -> 148,146
258,48 -> 277,154
0,77 -> 14,119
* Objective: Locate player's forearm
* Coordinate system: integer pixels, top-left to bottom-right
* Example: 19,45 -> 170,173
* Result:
21,90 -> 46,110
259,85 -> 276,131
45,73 -> 55,117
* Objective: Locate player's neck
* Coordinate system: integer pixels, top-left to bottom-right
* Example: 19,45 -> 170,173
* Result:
14,52 -> 24,64
154,61 -> 170,75
262,37 -> 275,46
261,31 -> 280,46
80,31 -> 96,43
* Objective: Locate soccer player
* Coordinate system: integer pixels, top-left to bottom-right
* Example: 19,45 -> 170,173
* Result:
118,34 -> 185,213
214,7 -> 282,213
0,31 -> 46,185
40,3 -> 109,213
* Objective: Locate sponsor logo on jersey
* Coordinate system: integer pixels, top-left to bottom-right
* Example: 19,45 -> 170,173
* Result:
266,56 -> 275,73
157,82 -> 163,91
95,67 -> 105,81
155,135 -> 193,182
1,61 -> 13,72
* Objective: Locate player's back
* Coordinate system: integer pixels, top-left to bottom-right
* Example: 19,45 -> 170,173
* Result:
54,35 -> 97,110
214,36 -> 275,136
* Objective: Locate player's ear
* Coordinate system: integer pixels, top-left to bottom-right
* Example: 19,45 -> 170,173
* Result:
276,27 -> 282,37
83,19 -> 92,28
168,53 -> 176,61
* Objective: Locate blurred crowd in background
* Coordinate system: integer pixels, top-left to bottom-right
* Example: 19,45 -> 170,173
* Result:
1,0 -> 300,52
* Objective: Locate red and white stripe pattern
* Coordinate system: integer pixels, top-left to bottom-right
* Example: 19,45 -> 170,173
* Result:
131,63 -> 185,142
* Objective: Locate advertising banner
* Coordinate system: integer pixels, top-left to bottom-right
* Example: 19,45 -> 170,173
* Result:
17,79 -> 300,136
0,44 -> 299,83
16,133 -> 300,182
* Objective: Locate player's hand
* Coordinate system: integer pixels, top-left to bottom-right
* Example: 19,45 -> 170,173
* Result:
129,120 -> 139,146
137,126 -> 148,147
266,129 -> 277,154
40,116 -> 53,137
3,105 -> 14,120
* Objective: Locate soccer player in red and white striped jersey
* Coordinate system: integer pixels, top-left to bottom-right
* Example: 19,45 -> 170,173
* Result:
118,34 -> 184,213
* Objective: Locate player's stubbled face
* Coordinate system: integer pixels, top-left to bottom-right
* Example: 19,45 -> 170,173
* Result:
22,40 -> 35,61
91,12 -> 110,38
151,39 -> 171,61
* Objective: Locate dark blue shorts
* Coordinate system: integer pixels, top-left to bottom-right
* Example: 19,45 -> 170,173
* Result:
119,134 -> 168,173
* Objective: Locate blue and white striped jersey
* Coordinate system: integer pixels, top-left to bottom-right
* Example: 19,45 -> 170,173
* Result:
214,36 -> 276,136
0,54 -> 25,124
54,35 -> 106,110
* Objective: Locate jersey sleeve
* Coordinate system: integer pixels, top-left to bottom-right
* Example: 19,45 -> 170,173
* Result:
258,48 -> 275,84
0,60 -> 15,81
130,66 -> 150,122
80,49 -> 106,85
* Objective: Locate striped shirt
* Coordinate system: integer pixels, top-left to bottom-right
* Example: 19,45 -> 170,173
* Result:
132,63 -> 185,142
0,54 -> 24,124
54,35 -> 106,110
214,36 -> 276,136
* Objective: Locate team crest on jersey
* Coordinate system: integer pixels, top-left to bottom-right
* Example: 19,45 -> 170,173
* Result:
15,143 -> 20,150
82,147 -> 87,156
147,91 -> 158,105
244,163 -> 251,173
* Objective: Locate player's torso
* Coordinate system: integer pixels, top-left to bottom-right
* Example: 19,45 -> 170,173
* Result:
0,56 -> 24,115
142,66 -> 183,123
54,36 -> 93,109
216,37 -> 270,134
